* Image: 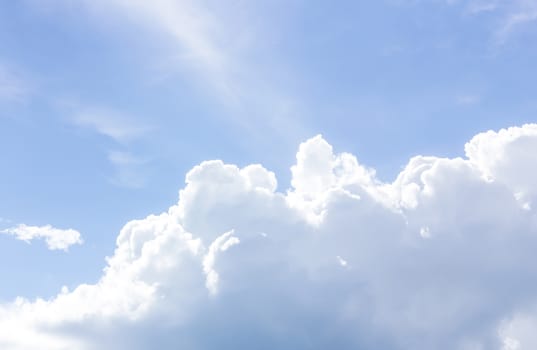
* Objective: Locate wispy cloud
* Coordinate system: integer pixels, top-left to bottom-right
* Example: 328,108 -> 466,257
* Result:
442,0 -> 537,44
79,0 -> 239,103
66,105 -> 152,188
107,150 -> 149,188
73,0 -> 305,140
1,224 -> 83,251
496,0 -> 537,44
0,63 -> 30,103
463,0 -> 500,15
72,108 -> 149,143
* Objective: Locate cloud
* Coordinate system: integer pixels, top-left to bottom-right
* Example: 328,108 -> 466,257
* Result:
73,0 -> 243,104
1,224 -> 83,251
69,108 -> 151,188
500,310 -> 537,350
493,0 -> 537,43
463,0 -> 500,15
497,12 -> 537,44
1,125 -> 537,349
72,108 -> 149,143
62,0 -> 306,141
465,124 -> 537,207
440,0 -> 537,44
107,150 -> 149,188
0,63 -> 29,103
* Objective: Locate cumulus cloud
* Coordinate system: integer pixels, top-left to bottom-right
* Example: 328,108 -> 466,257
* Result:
1,124 -> 537,349
1,224 -> 83,251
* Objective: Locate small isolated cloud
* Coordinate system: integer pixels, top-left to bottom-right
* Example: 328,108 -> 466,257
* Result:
0,224 -> 83,251
1,124 -> 537,349
72,108 -> 149,143
336,255 -> 349,267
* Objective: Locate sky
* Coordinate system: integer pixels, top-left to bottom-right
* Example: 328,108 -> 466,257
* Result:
1,0 -> 537,349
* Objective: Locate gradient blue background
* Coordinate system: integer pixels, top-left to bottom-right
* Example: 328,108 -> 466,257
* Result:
0,0 -> 536,300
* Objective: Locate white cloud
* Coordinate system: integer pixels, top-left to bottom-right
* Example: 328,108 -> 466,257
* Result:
74,0 -> 244,104
465,124 -> 537,205
61,0 -> 306,141
69,109 -> 151,188
336,255 -> 349,267
441,0 -> 537,44
493,0 -> 537,43
202,230 -> 240,296
72,108 -> 149,143
1,224 -> 83,251
500,310 -> 537,350
1,125 -> 537,348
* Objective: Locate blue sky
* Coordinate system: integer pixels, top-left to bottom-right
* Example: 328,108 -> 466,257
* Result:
1,1 -> 537,349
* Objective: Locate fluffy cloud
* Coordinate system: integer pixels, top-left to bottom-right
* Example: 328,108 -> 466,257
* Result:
1,125 -> 537,349
1,224 -> 83,251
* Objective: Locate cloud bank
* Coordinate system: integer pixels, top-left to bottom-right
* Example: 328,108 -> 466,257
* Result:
1,125 -> 537,349
1,224 -> 83,251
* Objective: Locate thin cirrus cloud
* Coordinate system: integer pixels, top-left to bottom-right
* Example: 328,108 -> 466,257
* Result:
473,0 -> 537,44
447,0 -> 537,44
462,0 -> 500,14
498,6 -> 537,43
79,0 -> 242,103
69,108 -> 151,188
0,224 -> 83,251
107,150 -> 149,188
1,124 -> 537,349
74,0 -> 307,140
72,108 -> 149,144
0,63 -> 29,103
